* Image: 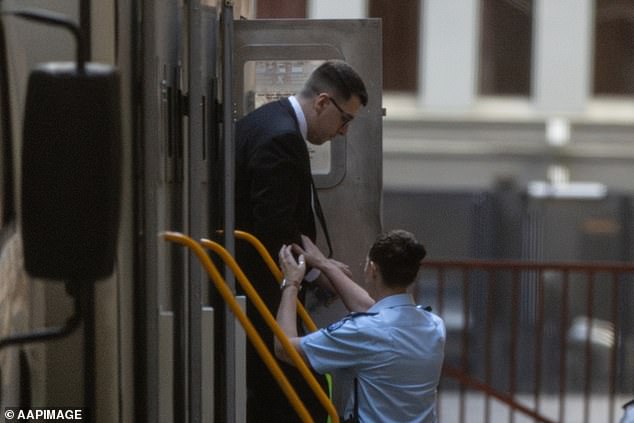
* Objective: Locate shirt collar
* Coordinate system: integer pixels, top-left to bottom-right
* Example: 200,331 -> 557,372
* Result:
367,293 -> 416,313
289,95 -> 308,142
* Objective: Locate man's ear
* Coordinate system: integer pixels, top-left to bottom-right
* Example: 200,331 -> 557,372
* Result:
314,92 -> 329,113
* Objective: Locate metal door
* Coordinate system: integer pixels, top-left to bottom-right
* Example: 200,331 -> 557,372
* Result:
141,1 -> 220,421
233,18 -> 383,286
232,18 -> 383,412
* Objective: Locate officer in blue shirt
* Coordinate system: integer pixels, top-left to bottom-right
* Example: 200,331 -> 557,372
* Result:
275,230 -> 446,423
621,399 -> 634,423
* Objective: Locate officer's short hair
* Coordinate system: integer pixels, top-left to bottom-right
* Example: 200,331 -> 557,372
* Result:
369,230 -> 427,288
301,60 -> 368,106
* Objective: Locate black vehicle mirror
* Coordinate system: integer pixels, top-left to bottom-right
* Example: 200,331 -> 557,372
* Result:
15,9 -> 121,281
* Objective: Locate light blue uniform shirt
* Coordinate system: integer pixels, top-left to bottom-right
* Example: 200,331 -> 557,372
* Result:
621,400 -> 634,423
301,293 -> 446,423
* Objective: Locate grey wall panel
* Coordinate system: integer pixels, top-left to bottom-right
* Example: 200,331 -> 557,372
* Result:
201,306 -> 214,423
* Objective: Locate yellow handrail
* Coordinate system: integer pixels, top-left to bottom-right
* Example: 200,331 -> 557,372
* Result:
162,231 -> 313,423
233,230 -> 318,333
201,238 -> 339,423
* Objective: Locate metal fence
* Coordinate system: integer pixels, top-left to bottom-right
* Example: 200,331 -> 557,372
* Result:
418,260 -> 634,423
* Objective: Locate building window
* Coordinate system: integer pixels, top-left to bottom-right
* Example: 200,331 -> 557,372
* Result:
369,0 -> 419,92
479,0 -> 533,96
594,0 -> 634,95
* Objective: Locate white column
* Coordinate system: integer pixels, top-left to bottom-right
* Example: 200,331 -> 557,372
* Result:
420,0 -> 480,110
533,0 -> 594,112
308,0 -> 367,19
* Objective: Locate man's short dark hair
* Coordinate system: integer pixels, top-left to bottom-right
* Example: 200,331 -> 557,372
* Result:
369,230 -> 427,288
301,60 -> 368,106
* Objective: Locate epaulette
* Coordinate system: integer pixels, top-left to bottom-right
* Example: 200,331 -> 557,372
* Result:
327,312 -> 378,332
414,305 -> 433,312
347,311 -> 379,318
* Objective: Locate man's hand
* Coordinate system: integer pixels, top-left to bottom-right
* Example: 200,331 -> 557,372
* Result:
278,245 -> 306,288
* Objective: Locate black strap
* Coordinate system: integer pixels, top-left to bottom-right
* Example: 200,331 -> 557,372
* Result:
342,377 -> 360,423
311,178 -> 333,258
353,377 -> 359,422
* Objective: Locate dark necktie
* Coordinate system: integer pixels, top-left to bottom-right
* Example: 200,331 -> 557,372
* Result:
310,178 -> 333,258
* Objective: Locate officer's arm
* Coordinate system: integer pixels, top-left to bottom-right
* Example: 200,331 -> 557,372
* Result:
274,245 -> 310,366
294,236 -> 374,312
274,281 -> 308,366
319,259 -> 374,312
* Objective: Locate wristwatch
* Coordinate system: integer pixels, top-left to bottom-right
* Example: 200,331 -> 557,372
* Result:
280,278 -> 299,291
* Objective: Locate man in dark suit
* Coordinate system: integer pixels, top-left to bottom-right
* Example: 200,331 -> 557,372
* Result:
235,60 -> 368,422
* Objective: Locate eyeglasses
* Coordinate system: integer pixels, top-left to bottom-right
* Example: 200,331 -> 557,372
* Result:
328,96 -> 355,127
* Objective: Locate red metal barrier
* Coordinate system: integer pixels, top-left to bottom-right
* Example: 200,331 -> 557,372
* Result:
419,260 -> 634,423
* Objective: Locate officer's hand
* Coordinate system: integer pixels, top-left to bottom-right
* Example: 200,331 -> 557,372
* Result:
292,235 -> 327,269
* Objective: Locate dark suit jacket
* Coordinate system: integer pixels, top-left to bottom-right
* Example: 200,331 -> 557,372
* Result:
235,97 -> 316,255
235,98 -> 327,422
